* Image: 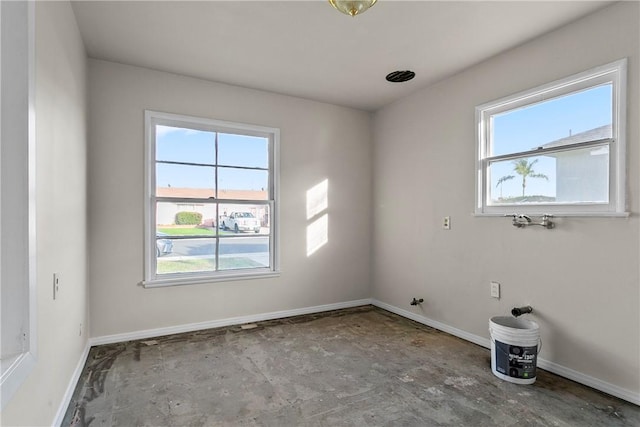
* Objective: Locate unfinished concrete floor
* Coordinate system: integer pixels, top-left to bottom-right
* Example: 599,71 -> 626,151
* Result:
63,306 -> 640,426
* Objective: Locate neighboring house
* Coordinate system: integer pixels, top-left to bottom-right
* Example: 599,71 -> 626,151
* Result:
156,187 -> 270,227
542,124 -> 611,203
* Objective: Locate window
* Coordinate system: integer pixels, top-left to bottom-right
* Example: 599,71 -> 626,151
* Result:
475,59 -> 627,216
1,0 -> 37,409
143,111 -> 279,287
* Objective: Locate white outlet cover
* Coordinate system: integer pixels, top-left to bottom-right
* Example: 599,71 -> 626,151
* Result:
490,281 -> 500,298
443,216 -> 451,230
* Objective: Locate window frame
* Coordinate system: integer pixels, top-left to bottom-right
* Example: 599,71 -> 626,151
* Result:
475,59 -> 627,217
142,111 -> 280,288
0,0 -> 37,409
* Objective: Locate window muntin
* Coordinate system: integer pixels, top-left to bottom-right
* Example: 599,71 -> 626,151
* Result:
476,59 -> 626,215
144,111 -> 278,286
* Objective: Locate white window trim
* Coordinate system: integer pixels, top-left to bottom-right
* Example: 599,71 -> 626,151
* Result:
475,59 -> 627,217
142,110 -> 280,288
0,0 -> 37,410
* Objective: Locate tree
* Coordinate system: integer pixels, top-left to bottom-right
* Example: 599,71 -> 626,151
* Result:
511,158 -> 548,197
496,175 -> 515,199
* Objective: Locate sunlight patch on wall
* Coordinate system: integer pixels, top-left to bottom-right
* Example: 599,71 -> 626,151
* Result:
306,179 -> 328,220
307,214 -> 328,256
306,179 -> 328,256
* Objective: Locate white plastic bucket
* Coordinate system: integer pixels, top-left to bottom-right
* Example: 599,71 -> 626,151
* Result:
489,316 -> 540,384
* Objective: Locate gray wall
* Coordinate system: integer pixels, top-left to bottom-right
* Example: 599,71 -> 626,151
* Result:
1,1 -> 89,425
372,2 -> 639,395
87,60 -> 372,337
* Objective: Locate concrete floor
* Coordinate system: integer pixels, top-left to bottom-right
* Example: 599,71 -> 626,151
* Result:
63,306 -> 640,426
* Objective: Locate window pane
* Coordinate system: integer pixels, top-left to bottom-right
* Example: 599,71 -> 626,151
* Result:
553,145 -> 609,203
492,84 -> 612,156
156,201 -> 217,228
219,237 -> 270,270
489,155 -> 555,204
156,201 -> 217,275
156,163 -> 215,198
218,167 -> 268,199
488,146 -> 609,205
156,125 -> 215,164
218,204 -> 270,235
218,133 -> 268,168
156,237 -> 217,275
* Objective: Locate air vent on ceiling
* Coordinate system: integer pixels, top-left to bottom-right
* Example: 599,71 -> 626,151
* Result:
385,70 -> 415,83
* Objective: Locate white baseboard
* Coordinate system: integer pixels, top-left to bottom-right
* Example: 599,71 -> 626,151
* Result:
89,298 -> 373,346
535,358 -> 640,406
52,341 -> 91,427
372,299 -> 491,348
371,299 -> 640,406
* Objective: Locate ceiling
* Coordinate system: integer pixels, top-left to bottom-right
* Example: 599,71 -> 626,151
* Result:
71,1 -> 612,112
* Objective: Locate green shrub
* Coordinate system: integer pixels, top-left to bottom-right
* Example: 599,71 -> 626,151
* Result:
175,211 -> 203,225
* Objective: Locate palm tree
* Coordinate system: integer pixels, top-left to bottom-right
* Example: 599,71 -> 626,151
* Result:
512,158 -> 548,197
496,175 -> 515,199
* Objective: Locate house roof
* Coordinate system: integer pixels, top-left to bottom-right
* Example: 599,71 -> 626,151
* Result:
541,124 -> 611,149
157,187 -> 267,201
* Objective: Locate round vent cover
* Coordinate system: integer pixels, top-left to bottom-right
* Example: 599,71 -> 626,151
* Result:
386,70 -> 415,83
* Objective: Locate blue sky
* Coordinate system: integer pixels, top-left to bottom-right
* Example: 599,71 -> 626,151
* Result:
155,83 -> 611,201
156,126 -> 268,191
489,83 -> 612,200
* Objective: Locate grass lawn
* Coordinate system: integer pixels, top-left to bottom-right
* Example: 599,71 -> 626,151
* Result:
157,257 -> 264,274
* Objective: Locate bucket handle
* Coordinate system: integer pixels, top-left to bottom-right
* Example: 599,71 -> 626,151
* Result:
489,328 -> 542,352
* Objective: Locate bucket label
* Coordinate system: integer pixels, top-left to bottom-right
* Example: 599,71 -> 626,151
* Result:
495,340 -> 537,379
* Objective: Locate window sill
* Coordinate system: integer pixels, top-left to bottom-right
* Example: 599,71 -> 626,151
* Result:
473,212 -> 630,218
141,269 -> 281,288
1,352 -> 36,410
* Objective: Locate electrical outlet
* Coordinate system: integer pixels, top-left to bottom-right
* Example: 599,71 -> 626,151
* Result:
79,323 -> 82,336
443,216 -> 451,230
490,281 -> 500,299
53,273 -> 60,300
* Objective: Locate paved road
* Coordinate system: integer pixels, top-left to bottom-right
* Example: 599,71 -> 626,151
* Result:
166,236 -> 269,257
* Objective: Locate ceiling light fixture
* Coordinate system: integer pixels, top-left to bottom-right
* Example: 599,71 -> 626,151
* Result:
328,0 -> 377,17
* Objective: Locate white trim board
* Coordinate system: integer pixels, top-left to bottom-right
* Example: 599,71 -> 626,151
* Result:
52,342 -> 91,427
89,299 -> 373,346
371,299 -> 640,406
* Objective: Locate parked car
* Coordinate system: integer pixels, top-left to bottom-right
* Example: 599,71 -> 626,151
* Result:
219,212 -> 261,233
156,232 -> 173,257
